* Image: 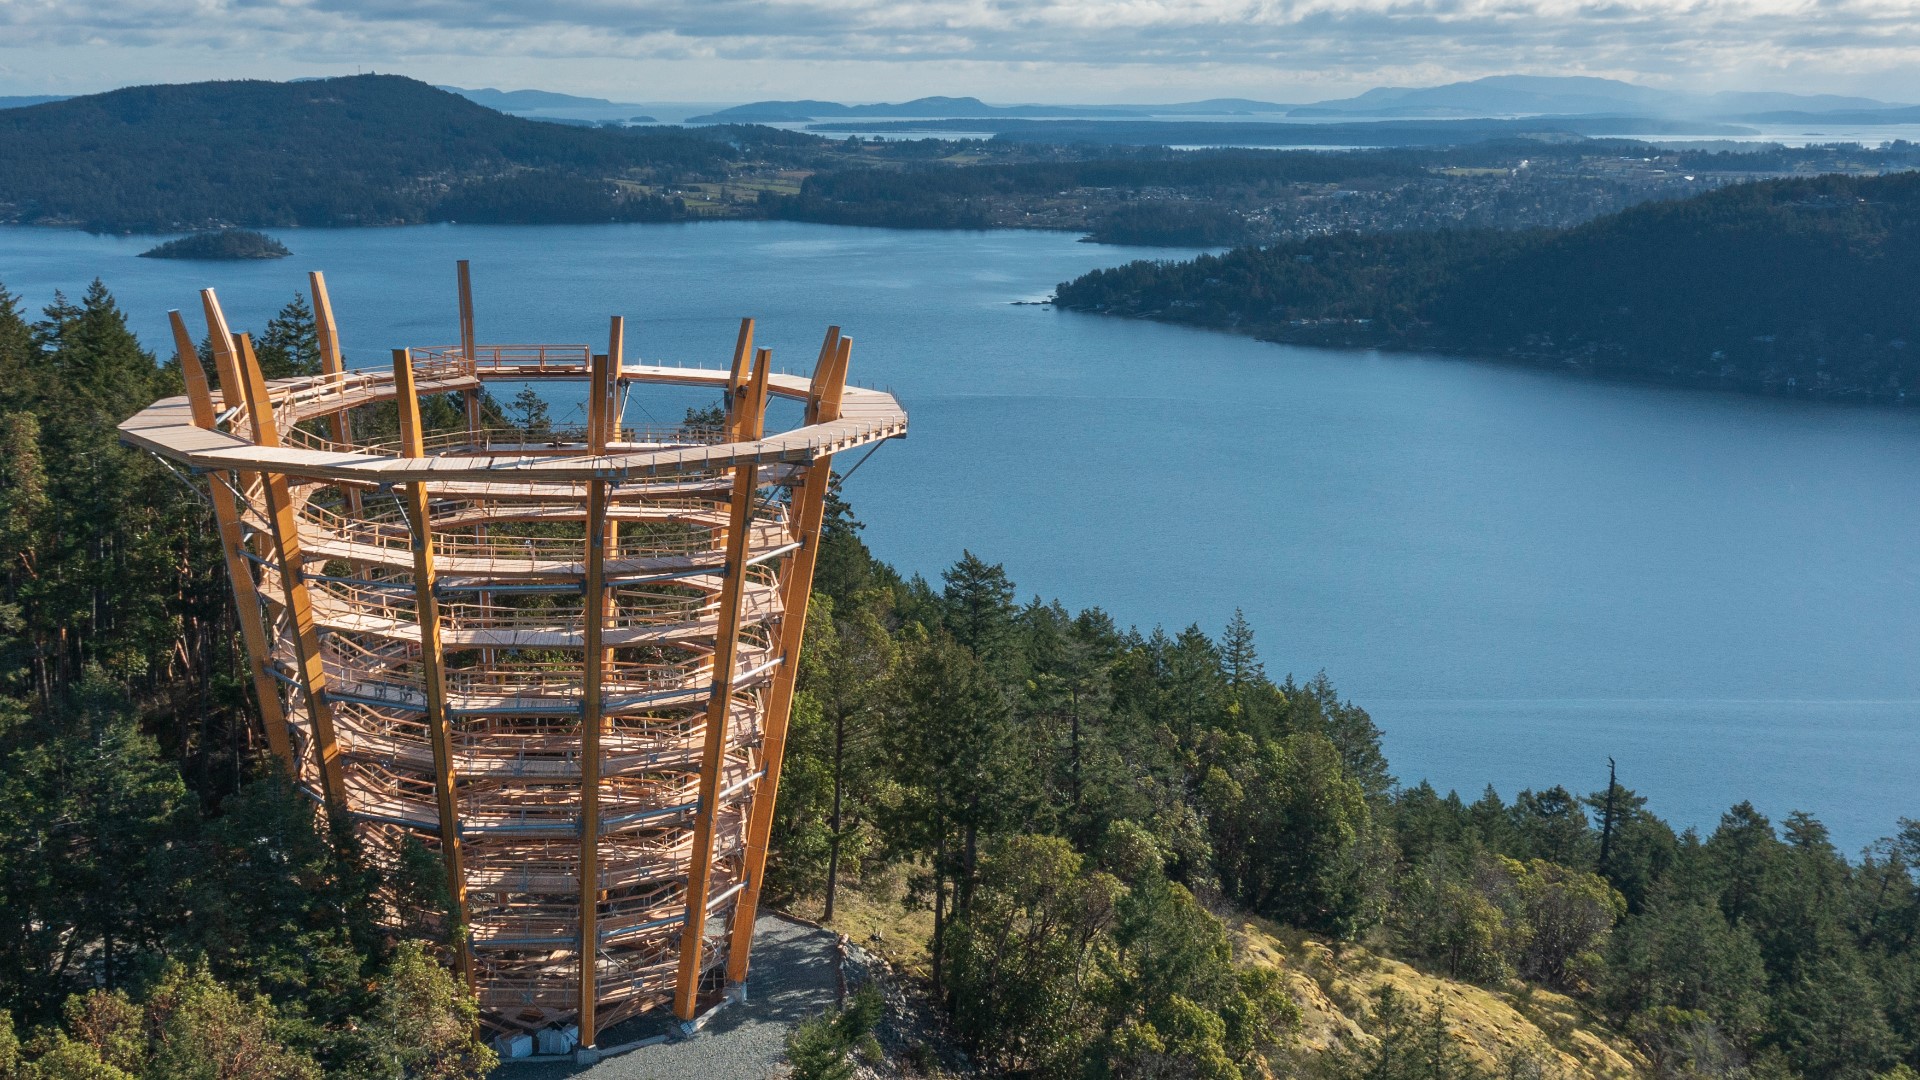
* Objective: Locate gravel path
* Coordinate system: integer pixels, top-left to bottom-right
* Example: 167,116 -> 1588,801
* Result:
506,915 -> 838,1080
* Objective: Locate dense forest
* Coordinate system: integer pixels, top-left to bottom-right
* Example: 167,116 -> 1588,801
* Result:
0,277 -> 1913,1078
1055,171 -> 1920,400
0,282 -> 496,1076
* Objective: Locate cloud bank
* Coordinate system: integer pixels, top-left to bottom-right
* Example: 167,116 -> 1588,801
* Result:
2,0 -> 1916,100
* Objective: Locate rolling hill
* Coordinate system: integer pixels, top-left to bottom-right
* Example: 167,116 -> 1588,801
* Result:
0,75 -> 776,230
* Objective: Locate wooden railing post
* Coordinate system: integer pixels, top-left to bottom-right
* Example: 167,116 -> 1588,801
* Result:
725,329 -> 848,985
674,347 -> 770,1021
170,310 -> 295,773
393,347 -> 474,988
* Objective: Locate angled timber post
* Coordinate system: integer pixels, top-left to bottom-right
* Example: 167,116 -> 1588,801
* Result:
393,347 -> 475,988
309,273 -> 363,508
723,318 -> 753,440
457,260 -> 484,437
725,328 -> 847,986
674,347 -> 772,1022
228,328 -> 349,814
309,273 -> 367,584
311,271 -> 347,395
608,315 -> 632,440
577,346 -> 615,1049
171,311 -> 295,773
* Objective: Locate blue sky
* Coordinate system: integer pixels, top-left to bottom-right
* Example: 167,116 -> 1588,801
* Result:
2,0 -> 1916,102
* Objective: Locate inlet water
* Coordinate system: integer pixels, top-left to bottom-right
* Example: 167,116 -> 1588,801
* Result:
3,220 -> 1915,851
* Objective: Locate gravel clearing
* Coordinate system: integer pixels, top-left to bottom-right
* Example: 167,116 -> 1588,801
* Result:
504,914 -> 838,1080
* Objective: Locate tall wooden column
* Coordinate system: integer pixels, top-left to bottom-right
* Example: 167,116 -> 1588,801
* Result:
203,292 -> 347,812
725,329 -> 849,985
457,260 -> 483,436
392,347 -> 474,987
598,321 -> 623,690
577,343 -> 616,1048
674,348 -> 771,1021
170,311 -> 295,773
228,328 -> 349,814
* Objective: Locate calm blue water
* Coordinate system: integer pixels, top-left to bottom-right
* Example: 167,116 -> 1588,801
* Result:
4,221 -> 1916,852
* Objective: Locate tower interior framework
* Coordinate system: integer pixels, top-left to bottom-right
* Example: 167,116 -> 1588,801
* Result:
117,264 -> 907,1046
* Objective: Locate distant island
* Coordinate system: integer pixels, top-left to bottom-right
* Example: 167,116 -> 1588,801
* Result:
139,229 -> 291,260
1054,171 -> 1920,401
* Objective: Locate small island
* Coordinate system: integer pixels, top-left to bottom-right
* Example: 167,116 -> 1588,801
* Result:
139,229 -> 291,260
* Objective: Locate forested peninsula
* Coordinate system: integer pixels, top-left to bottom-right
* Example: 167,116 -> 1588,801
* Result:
1055,171 -> 1920,400
0,279 -> 1916,1078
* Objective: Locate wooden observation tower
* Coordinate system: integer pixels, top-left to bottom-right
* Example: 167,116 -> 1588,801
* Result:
118,263 -> 907,1049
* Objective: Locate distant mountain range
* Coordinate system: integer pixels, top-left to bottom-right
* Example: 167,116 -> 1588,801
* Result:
9,75 -> 1913,126
438,86 -> 623,111
685,96 -> 1145,123
1295,75 -> 1907,120
436,86 -> 657,123
684,76 -> 1916,125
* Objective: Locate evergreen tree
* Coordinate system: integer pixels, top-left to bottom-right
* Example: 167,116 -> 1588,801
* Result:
939,551 -> 1018,671
1220,609 -> 1262,692
253,294 -> 321,380
879,631 -> 1036,992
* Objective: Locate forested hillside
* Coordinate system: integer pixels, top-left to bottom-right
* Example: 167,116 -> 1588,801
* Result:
0,75 -> 781,230
768,151 -> 1424,233
0,278 -> 1913,1078
1054,171 -> 1920,400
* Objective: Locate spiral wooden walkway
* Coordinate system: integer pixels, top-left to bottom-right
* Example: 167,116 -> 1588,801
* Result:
117,263 -> 907,1049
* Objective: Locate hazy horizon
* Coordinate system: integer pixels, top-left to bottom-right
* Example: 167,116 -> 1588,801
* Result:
4,0 -> 1918,104
5,73 -> 1915,113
